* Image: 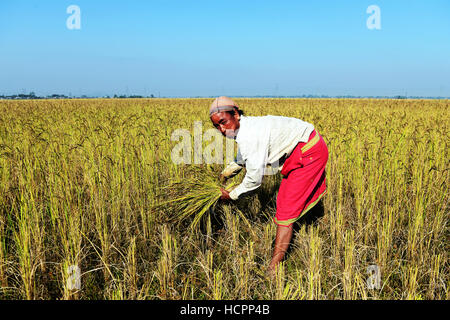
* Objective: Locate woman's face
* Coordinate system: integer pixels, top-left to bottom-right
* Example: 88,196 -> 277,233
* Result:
210,111 -> 240,138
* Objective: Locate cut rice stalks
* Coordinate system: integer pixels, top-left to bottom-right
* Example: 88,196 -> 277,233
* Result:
154,166 -> 239,230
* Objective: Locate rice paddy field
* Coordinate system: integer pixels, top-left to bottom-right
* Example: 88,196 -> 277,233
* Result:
0,98 -> 448,300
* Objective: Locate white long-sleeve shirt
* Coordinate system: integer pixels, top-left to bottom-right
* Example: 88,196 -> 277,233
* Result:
229,115 -> 314,200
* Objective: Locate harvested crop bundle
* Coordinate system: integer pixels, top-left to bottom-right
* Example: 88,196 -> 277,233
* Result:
155,165 -> 240,230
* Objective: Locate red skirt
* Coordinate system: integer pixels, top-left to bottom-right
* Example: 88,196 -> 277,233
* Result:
273,129 -> 328,227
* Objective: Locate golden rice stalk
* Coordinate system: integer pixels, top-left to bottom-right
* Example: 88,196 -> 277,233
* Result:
155,166 -> 238,230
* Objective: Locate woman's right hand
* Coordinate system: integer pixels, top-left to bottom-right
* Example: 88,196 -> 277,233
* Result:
220,188 -> 232,201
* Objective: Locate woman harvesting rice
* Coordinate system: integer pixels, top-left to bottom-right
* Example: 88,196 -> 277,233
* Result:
209,96 -> 329,273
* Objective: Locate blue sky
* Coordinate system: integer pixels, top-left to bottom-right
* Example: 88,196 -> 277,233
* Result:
0,0 -> 449,97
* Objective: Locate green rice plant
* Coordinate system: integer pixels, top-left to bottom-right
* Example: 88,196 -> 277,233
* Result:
307,226 -> 322,299
212,268 -> 223,300
0,205 -> 7,288
14,196 -> 37,299
181,274 -> 194,300
405,265 -> 419,300
342,229 -> 355,299
273,261 -> 286,299
377,204 -> 394,269
428,254 -> 442,299
156,225 -> 178,299
125,236 -> 138,299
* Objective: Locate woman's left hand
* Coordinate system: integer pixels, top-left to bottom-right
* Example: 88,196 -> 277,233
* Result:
220,188 -> 232,200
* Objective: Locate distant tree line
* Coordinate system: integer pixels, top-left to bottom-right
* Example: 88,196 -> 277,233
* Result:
0,92 -> 447,100
0,92 -> 156,100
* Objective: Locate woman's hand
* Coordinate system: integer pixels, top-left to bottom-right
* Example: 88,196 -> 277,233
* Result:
220,188 -> 232,200
219,174 -> 227,184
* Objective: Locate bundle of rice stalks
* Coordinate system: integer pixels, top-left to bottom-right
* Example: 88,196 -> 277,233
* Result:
155,166 -> 240,230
